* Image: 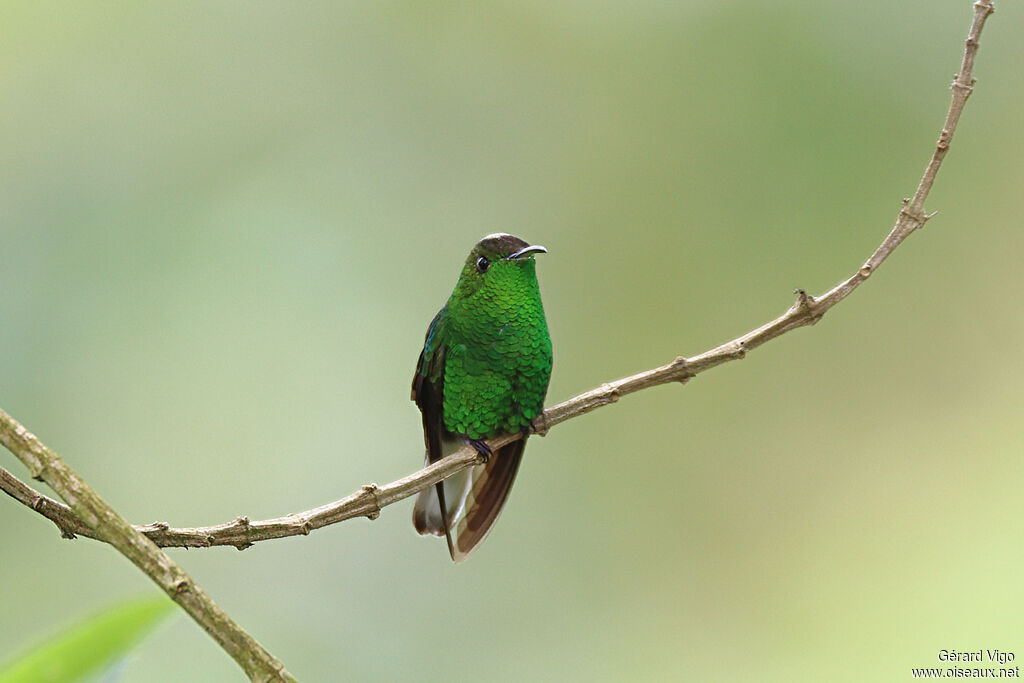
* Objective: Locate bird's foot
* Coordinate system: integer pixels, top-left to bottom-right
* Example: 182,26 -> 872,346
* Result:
467,439 -> 492,464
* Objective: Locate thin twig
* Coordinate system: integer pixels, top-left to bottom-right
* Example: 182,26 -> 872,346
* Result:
0,465 -> 91,539
0,0 -> 995,555
0,411 -> 297,683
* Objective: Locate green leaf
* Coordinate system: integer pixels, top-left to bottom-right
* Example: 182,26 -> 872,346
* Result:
0,595 -> 174,683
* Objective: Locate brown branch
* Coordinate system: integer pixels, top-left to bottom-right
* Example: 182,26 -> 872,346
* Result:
1,436 -> 481,550
0,1 -> 996,555
0,465 -> 92,539
0,410 -> 297,683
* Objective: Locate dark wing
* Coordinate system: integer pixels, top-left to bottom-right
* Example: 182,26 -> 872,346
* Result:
451,438 -> 526,562
410,308 -> 457,557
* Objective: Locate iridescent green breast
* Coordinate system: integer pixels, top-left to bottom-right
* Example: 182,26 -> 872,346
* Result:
441,258 -> 552,439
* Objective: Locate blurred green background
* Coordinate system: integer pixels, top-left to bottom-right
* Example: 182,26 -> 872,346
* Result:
2,1 -> 1021,681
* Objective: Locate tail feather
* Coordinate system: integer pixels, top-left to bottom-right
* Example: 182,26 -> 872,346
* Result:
412,469 -> 471,536
450,439 -> 526,562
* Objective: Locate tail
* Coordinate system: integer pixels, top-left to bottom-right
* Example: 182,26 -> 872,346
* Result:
412,438 -> 527,562
450,439 -> 526,562
412,469 -> 470,538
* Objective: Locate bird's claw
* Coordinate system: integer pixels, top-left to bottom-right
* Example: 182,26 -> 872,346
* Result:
467,439 -> 492,464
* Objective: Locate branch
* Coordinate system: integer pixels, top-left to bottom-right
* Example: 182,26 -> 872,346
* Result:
1,465 -> 93,539
1,433 -> 480,550
0,410 -> 297,683
1,0 -> 996,555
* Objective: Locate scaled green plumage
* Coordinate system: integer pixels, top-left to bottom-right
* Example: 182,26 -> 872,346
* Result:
412,233 -> 552,561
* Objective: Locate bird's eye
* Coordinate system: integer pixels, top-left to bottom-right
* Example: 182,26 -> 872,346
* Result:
476,256 -> 490,273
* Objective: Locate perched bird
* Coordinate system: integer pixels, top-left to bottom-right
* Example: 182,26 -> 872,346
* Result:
412,233 -> 553,561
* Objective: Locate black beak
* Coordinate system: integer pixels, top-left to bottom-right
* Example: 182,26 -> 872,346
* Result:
506,245 -> 548,260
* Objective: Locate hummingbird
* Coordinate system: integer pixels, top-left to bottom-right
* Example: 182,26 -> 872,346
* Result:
412,233 -> 553,562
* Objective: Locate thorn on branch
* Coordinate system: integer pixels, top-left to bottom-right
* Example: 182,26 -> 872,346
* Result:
951,79 -> 974,95
361,484 -> 381,520
230,516 -> 255,545
793,288 -> 815,312
898,206 -> 928,227
672,356 -> 693,383
600,383 -> 621,404
792,289 -> 824,324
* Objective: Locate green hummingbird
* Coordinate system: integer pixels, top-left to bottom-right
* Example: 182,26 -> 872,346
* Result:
412,233 -> 553,562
